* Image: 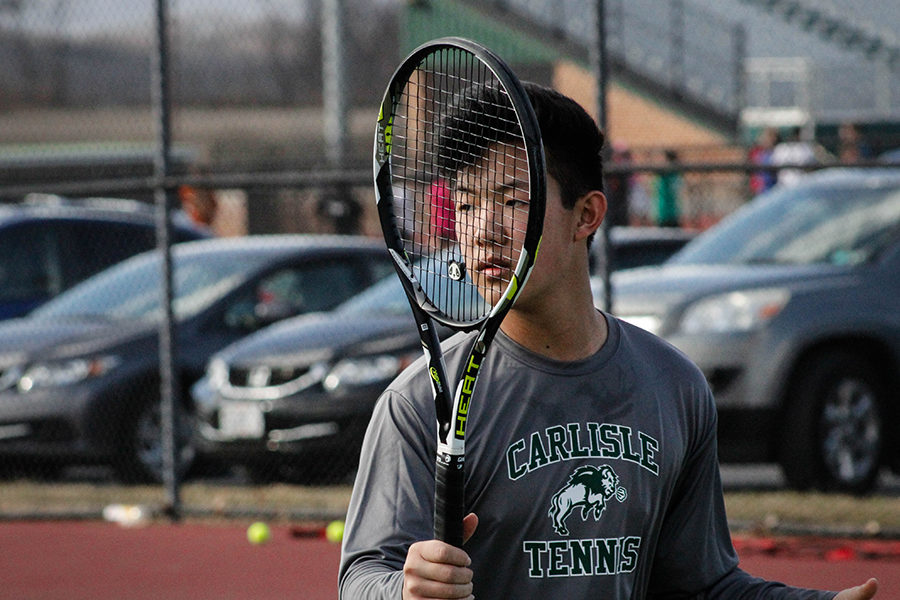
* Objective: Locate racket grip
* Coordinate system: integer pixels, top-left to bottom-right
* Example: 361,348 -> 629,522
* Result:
433,452 -> 465,547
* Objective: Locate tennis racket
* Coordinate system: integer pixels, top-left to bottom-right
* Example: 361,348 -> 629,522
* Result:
373,37 -> 546,547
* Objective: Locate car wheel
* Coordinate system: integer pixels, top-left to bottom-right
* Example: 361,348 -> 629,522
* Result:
114,398 -> 196,484
245,455 -> 356,485
244,460 -> 279,484
780,351 -> 884,494
0,460 -> 63,481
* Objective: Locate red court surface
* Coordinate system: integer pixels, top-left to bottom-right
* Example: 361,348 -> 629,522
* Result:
1,521 -> 897,599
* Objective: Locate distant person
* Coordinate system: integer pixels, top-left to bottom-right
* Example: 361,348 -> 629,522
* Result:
317,186 -> 362,235
428,178 -> 455,244
654,149 -> 681,227
749,127 -> 780,195
178,184 -> 218,232
604,143 -> 632,228
771,126 -> 817,187
838,122 -> 873,164
627,167 -> 654,226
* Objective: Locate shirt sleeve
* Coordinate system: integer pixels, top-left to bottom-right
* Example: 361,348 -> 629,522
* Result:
338,387 -> 436,600
704,567 -> 838,600
647,383 -> 835,600
647,384 -> 740,598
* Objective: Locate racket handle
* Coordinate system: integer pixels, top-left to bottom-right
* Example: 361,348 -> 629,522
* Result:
433,452 -> 465,547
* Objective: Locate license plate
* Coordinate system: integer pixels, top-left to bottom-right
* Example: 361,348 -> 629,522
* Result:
219,402 -> 265,439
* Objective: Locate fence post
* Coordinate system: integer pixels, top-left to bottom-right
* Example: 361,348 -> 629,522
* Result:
323,0 -> 348,168
591,0 -> 613,314
669,0 -> 684,98
151,0 -> 181,519
321,0 -> 360,233
733,24 -> 747,115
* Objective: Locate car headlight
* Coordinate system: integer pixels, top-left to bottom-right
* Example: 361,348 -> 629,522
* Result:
323,354 -> 415,392
0,365 -> 23,392
679,288 -> 790,334
17,356 -> 122,392
618,315 -> 663,336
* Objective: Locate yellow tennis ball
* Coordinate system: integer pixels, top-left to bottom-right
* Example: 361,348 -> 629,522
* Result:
247,521 -> 271,545
325,520 -> 344,543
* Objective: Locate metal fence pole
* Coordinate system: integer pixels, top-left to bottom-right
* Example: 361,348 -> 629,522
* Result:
591,0 -> 612,314
321,0 -> 360,234
670,0 -> 684,97
323,0 -> 348,168
151,0 -> 181,519
733,24 -> 747,115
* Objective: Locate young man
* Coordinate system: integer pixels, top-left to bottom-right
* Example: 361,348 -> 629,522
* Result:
339,83 -> 878,600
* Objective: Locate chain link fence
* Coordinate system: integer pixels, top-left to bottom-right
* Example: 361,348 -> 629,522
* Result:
0,0 -> 897,526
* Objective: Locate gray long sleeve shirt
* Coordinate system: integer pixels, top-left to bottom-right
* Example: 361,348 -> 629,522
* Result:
339,315 -> 836,599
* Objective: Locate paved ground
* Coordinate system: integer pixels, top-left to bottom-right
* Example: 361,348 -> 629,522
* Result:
2,520 -> 897,599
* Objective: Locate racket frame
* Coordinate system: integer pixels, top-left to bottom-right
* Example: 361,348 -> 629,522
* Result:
374,37 -> 546,546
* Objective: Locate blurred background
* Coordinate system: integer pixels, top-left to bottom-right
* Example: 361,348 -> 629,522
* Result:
3,0 -> 899,232
0,0 -> 898,532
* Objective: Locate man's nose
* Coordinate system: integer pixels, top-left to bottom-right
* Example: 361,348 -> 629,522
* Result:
473,200 -> 509,246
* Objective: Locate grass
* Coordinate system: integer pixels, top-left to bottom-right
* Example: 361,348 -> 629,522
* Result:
725,491 -> 900,537
1,481 -> 897,538
0,481 -> 352,522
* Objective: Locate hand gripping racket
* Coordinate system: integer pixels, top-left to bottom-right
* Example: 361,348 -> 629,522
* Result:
373,37 -> 546,547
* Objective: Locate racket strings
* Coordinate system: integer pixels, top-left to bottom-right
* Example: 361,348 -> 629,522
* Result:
389,47 -> 531,325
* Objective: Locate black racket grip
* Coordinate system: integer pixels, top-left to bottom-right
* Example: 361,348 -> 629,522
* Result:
433,452 -> 465,547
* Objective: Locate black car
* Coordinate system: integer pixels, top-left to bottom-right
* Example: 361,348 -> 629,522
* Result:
191,257 -> 479,483
589,225 -> 697,275
608,168 -> 900,493
0,194 -> 209,320
0,235 -> 392,482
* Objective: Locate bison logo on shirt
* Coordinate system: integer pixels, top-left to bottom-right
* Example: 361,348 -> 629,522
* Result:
548,465 -> 627,536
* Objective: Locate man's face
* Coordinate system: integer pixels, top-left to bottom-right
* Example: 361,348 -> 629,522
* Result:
453,141 -> 530,306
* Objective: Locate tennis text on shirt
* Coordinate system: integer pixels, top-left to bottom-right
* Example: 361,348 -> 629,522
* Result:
506,423 -> 660,579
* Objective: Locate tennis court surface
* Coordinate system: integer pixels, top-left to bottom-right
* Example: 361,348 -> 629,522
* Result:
2,520 -> 898,599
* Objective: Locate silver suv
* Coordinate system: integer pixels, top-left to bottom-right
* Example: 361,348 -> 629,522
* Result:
607,168 -> 900,493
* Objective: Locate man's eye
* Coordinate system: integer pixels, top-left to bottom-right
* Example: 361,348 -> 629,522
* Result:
455,195 -> 475,212
505,198 -> 528,208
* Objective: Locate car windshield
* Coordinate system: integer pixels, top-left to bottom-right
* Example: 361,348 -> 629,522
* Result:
336,274 -> 409,316
31,250 -> 270,322
336,250 -> 489,317
671,180 -> 900,266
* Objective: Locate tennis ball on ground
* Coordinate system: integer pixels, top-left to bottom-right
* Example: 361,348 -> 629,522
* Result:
325,520 -> 344,543
247,521 -> 272,545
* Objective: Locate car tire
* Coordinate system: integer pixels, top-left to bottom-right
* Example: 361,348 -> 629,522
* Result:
114,396 -> 196,484
244,455 -> 356,485
780,350 -> 885,494
0,460 -> 63,481
244,460 -> 279,484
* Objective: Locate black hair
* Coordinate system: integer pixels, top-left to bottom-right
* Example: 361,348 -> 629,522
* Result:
435,82 -> 521,180
523,82 -> 605,210
436,82 -> 605,211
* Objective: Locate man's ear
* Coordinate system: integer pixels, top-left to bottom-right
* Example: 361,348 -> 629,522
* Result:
574,190 -> 606,242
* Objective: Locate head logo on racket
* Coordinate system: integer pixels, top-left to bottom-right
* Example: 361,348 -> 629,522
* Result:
447,260 -> 465,282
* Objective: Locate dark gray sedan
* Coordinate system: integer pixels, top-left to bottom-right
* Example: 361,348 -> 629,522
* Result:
0,235 -> 391,482
191,270 -> 443,483
607,168 -> 900,493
